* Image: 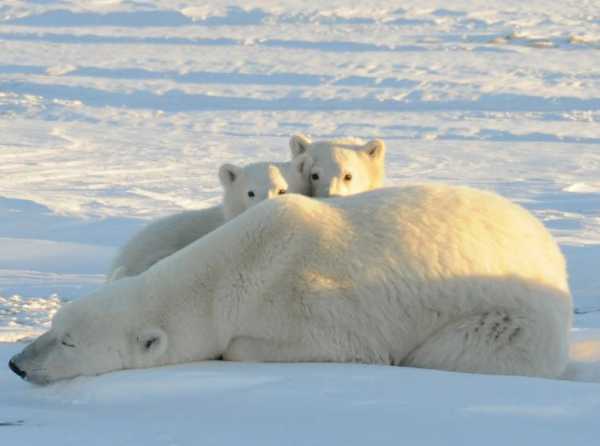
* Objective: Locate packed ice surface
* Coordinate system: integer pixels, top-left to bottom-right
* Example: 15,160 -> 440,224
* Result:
2,343 -> 600,446
0,1 -> 599,444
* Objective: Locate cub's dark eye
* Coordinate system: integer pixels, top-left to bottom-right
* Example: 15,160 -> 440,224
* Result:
62,340 -> 76,348
311,173 -> 319,181
247,191 -> 255,198
278,189 -> 287,195
344,173 -> 352,181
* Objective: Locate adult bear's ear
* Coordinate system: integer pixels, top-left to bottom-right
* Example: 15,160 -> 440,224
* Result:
219,163 -> 242,188
291,153 -> 313,177
290,134 -> 312,158
363,139 -> 385,161
137,328 -> 168,357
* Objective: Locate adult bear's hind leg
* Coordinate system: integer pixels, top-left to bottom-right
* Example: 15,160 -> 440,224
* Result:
403,310 -> 568,378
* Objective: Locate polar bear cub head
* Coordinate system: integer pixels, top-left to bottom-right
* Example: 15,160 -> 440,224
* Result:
219,158 -> 311,220
289,134 -> 386,197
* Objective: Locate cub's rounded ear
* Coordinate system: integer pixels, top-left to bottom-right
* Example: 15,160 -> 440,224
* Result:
219,163 -> 242,188
363,139 -> 386,161
292,153 -> 313,177
289,134 -> 312,158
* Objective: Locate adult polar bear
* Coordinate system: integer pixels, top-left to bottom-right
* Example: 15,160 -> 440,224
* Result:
9,185 -> 572,383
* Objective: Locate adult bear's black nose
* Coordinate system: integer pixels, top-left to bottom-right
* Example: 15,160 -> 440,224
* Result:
8,359 -> 27,379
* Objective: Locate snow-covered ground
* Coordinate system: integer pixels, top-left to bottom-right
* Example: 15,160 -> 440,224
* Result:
1,1 -> 599,444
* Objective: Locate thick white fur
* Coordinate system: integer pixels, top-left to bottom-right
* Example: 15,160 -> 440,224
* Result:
289,134 -> 386,197
108,135 -> 384,282
219,159 -> 310,220
12,185 -> 572,383
107,206 -> 225,281
107,159 -> 310,281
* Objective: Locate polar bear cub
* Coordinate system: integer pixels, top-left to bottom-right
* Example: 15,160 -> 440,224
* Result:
289,134 -> 386,197
219,159 -> 309,220
107,158 -> 311,281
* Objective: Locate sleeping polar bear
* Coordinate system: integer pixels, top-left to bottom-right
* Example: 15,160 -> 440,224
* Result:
107,158 -> 311,281
9,185 -> 572,384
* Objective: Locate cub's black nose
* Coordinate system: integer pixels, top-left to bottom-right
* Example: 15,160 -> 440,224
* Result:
8,359 -> 26,379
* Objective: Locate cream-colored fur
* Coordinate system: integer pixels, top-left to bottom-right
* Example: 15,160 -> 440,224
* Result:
219,159 -> 310,221
108,134 -> 383,282
107,158 -> 311,281
289,134 -> 385,197
107,206 -> 225,281
12,185 -> 572,384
